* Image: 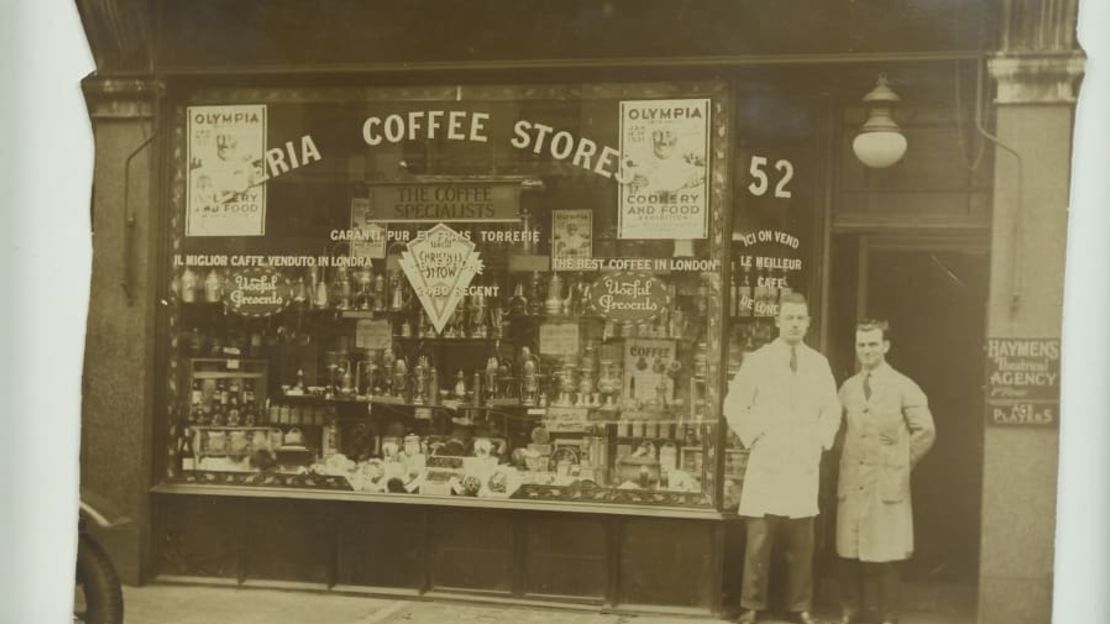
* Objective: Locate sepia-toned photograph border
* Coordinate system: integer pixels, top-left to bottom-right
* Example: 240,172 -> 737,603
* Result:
2,1 -> 1109,623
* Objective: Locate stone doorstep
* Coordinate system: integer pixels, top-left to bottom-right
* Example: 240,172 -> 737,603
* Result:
814,578 -> 978,616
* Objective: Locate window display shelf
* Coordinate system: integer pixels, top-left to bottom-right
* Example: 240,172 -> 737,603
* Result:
152,480 -> 730,519
272,393 -> 530,412
268,393 -> 703,423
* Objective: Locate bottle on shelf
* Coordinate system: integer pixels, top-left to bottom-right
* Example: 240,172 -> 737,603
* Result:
333,267 -> 352,311
181,267 -> 198,303
428,365 -> 440,406
180,427 -> 195,470
544,273 -> 564,316
313,271 -> 330,309
469,290 -> 488,338
372,271 -> 386,312
227,393 -> 242,426
340,363 -> 355,396
411,357 -> 428,405
292,275 -> 308,309
508,279 -> 529,316
453,370 -> 467,400
203,268 -> 223,303
520,208 -> 537,255
528,272 -> 544,316
484,356 -> 500,404
389,269 -> 407,312
352,266 -> 373,311
189,380 -> 203,423
209,380 -> 226,425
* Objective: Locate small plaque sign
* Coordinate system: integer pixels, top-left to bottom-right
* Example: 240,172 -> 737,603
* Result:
985,338 -> 1060,427
587,271 -> 672,323
359,180 -> 527,223
225,268 -> 291,318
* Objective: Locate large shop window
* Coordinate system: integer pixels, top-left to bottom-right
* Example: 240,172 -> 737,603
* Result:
164,83 -> 730,509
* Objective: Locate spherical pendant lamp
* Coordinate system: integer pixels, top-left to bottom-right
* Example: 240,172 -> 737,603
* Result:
852,75 -> 907,168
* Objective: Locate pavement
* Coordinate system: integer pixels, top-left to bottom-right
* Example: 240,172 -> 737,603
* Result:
122,584 -> 976,624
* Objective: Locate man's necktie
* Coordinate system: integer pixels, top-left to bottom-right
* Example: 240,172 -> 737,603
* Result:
863,372 -> 873,400
789,346 -> 798,373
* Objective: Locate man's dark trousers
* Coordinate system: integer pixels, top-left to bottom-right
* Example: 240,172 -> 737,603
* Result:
741,515 -> 815,613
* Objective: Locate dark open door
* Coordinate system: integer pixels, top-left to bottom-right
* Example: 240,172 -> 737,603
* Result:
829,234 -> 988,592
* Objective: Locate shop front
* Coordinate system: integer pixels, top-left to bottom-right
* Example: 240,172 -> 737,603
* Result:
78,2 -> 1081,621
134,69 -> 976,615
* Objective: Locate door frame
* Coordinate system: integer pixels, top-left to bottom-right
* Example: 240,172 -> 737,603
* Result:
852,231 -> 991,591
854,233 -> 991,324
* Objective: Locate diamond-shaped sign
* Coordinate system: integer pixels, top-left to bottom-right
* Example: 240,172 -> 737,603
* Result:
399,223 -> 484,334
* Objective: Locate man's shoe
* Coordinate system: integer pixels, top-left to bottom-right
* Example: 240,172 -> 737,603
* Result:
793,612 -> 820,624
837,612 -> 858,624
736,609 -> 759,623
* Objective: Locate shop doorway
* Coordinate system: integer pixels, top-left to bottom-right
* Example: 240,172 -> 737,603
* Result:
827,234 -> 988,597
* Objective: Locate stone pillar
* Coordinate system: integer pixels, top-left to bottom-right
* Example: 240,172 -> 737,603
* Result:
81,77 -> 163,585
979,12 -> 1083,621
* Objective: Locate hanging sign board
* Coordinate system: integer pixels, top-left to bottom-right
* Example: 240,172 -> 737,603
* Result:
357,180 -> 528,223
985,337 -> 1060,426
186,104 -> 268,237
225,268 -> 291,318
399,223 -> 484,334
618,98 -> 710,240
587,272 -> 672,323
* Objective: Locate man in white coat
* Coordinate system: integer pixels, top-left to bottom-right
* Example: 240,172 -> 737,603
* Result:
835,320 -> 935,624
724,293 -> 841,624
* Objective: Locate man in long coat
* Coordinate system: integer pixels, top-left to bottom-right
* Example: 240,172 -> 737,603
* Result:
836,320 -> 936,624
724,293 -> 841,624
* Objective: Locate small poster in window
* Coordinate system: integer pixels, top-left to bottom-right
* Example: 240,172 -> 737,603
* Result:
551,210 -> 593,271
186,104 -> 268,237
350,196 -> 388,259
539,321 -> 580,357
355,319 -> 392,350
618,98 -> 710,240
622,338 -> 678,404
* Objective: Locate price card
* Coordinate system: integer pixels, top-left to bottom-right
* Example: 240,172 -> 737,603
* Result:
539,321 -> 580,357
356,319 -> 392,350
545,407 -> 589,432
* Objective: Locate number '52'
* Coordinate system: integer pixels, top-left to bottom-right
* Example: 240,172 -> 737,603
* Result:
747,156 -> 794,198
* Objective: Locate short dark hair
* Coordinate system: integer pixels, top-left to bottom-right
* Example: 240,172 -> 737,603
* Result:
779,292 -> 808,308
856,318 -> 891,340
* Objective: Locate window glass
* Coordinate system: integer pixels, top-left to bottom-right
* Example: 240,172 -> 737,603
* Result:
166,83 -> 728,509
